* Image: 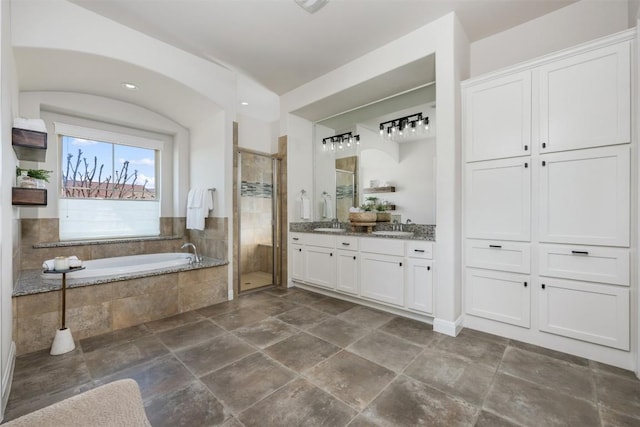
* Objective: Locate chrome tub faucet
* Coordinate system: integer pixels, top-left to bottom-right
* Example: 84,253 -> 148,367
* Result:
180,242 -> 201,264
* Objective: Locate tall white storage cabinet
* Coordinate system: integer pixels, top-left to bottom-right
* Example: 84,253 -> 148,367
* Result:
462,30 -> 634,368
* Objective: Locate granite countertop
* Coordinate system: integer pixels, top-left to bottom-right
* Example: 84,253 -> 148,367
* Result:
14,257 -> 228,296
290,221 -> 435,241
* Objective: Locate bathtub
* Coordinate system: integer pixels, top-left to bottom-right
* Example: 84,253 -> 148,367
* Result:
41,252 -> 195,280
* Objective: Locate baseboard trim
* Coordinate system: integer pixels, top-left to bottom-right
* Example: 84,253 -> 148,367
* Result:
433,316 -> 464,337
1,341 -> 16,421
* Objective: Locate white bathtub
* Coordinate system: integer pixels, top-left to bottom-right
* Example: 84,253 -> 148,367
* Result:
41,252 -> 195,280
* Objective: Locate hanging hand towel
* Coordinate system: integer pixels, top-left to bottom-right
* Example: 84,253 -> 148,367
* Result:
186,189 -> 212,230
323,195 -> 333,219
300,197 -> 310,220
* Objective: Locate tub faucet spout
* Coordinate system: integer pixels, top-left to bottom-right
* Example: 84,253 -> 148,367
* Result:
180,243 -> 201,264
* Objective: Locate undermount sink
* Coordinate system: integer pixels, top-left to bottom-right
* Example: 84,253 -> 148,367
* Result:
313,227 -> 346,233
371,230 -> 414,237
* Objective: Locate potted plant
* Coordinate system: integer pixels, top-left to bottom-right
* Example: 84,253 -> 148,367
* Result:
16,167 -> 52,189
375,202 -> 391,222
349,202 -> 377,223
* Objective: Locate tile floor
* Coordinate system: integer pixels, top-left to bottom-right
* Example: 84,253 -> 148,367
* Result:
3,287 -> 640,426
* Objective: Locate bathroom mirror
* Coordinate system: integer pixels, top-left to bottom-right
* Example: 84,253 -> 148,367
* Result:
313,85 -> 437,224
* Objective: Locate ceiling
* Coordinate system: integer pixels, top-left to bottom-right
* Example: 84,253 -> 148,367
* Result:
70,0 -> 578,95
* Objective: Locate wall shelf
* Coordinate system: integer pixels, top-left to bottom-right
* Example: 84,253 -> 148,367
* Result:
12,128 -> 47,162
363,186 -> 395,194
12,188 -> 47,206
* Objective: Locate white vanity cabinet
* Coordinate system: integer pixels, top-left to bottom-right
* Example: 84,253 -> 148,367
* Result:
303,234 -> 336,290
336,236 -> 359,295
290,233 -> 305,281
464,71 -> 531,162
405,241 -> 434,315
359,238 -> 405,307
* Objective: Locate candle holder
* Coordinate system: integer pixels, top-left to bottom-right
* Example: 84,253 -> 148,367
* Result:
43,266 -> 85,355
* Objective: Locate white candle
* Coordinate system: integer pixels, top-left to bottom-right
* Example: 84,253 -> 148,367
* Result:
53,256 -> 68,271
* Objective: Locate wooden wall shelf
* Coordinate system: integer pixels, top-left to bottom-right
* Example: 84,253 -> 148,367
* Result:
363,186 -> 395,194
12,188 -> 47,206
12,128 -> 47,162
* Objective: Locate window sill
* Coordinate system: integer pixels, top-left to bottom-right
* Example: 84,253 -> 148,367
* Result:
33,235 -> 183,249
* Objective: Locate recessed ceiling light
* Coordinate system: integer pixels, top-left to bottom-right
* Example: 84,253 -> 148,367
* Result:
121,82 -> 138,90
295,0 -> 328,14
241,101 -> 249,106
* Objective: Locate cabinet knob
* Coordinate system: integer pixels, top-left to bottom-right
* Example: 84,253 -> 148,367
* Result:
524,162 -> 528,168
298,248 -> 302,252
542,142 -> 546,148
353,256 -> 356,260
330,253 -> 333,257
542,284 -> 546,289
399,262 -> 403,267
524,145 -> 528,151
542,160 -> 546,166
427,266 -> 431,271
524,281 -> 527,287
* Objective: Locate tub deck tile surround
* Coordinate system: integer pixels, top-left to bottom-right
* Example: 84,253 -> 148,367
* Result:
6,287 -> 639,426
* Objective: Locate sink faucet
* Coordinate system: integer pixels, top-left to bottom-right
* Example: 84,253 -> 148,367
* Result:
392,219 -> 399,232
180,243 -> 201,264
332,218 -> 340,229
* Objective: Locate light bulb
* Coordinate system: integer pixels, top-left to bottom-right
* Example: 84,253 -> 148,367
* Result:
322,142 -> 327,152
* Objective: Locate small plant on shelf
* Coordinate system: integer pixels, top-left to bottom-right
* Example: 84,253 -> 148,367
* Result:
16,167 -> 52,182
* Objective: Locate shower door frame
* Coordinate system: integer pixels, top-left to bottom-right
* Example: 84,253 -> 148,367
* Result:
236,148 -> 282,294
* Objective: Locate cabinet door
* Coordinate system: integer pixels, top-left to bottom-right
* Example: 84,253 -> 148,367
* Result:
465,157 -> 531,241
465,268 -> 530,328
465,239 -> 530,274
464,71 -> 531,162
538,145 -> 629,246
305,246 -> 336,289
539,278 -> 629,350
406,258 -> 434,315
538,41 -> 630,153
291,243 -> 305,281
336,249 -> 359,295
360,253 -> 404,307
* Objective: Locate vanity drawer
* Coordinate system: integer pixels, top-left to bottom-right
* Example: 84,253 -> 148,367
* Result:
290,233 -> 306,244
405,241 -> 433,259
538,244 -> 629,286
465,239 -> 530,274
360,237 -> 404,256
336,236 -> 359,251
304,233 -> 336,248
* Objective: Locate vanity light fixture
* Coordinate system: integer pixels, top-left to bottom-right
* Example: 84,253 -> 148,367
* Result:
322,131 -> 360,152
379,113 -> 429,141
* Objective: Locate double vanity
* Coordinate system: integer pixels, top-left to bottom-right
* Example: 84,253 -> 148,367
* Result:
289,223 -> 435,323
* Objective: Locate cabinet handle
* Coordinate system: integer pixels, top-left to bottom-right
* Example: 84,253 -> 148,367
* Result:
298,248 -> 302,252
542,160 -> 546,166
571,250 -> 589,255
341,242 -> 350,246
524,145 -> 528,151
292,237 -> 299,241
427,266 -> 431,271
414,249 -> 425,253
524,162 -> 528,168
542,142 -> 546,148
541,284 -> 546,289
399,262 -> 403,267
524,282 -> 528,287
489,244 -> 502,249
353,256 -> 356,260
329,253 -> 333,257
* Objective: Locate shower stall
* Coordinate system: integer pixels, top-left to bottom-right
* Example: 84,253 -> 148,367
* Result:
237,150 -> 281,293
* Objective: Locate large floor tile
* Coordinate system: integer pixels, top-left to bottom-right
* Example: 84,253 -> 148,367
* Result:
485,372 -> 600,427
175,333 -> 255,376
457,328 -> 509,346
404,348 -> 496,406
251,298 -> 299,316
599,406 -> 640,427
238,378 -> 356,427
348,330 -> 422,373
310,297 -> 357,315
212,307 -> 269,330
233,318 -> 299,348
201,352 -> 296,414
435,332 -> 506,369
307,350 -> 395,410
279,288 -> 328,305
97,355 -> 194,401
378,317 -> 440,347
84,335 -> 169,379
3,382 -> 96,422
595,371 -> 640,419
196,300 -> 243,318
275,306 -> 330,330
509,339 -> 589,367
474,410 -> 520,427
356,375 -> 478,427
337,306 -> 395,329
144,310 -> 204,333
264,332 -> 340,372
499,347 -> 595,401
156,319 -> 225,350
79,324 -> 150,353
144,381 -> 230,427
307,317 -> 370,348
590,360 -> 639,380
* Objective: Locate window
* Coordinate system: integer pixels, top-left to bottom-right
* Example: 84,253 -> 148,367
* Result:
57,123 -> 162,240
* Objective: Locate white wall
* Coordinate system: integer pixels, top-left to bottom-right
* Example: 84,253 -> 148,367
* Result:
285,114 -> 314,224
237,114 -> 277,154
0,0 -> 17,418
470,0 -> 630,77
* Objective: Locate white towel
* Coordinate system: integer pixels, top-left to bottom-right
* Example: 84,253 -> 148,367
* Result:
43,256 -> 79,270
322,196 -> 333,219
300,197 -> 310,220
186,189 -> 213,230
